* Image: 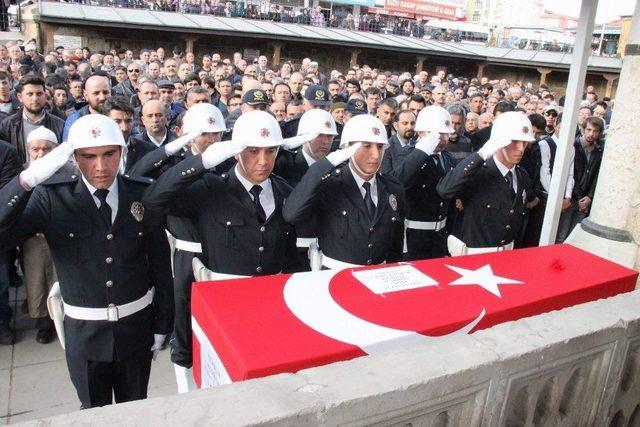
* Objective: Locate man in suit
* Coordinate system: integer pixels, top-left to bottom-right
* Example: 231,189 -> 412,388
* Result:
134,99 -> 178,149
437,112 -> 536,255
0,139 -> 21,344
283,114 -> 405,269
0,114 -> 173,408
394,106 -> 457,260
379,109 -> 416,174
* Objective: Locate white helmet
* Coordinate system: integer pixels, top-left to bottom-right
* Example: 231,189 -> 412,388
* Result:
341,114 -> 388,146
415,105 -> 455,133
68,114 -> 126,149
183,103 -> 227,134
232,110 -> 283,147
297,109 -> 338,136
489,111 -> 535,144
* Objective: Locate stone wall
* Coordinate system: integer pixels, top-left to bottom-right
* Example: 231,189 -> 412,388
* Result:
17,288 -> 640,426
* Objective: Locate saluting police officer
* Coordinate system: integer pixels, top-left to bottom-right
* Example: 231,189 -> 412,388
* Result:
283,114 -> 405,269
437,112 -> 535,255
129,103 -> 229,393
0,114 -> 173,408
274,108 -> 338,270
394,106 -> 457,260
142,110 -> 298,276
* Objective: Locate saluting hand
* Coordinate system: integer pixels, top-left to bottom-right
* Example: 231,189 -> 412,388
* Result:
201,140 -> 247,169
477,137 -> 511,161
20,142 -> 75,190
415,132 -> 440,156
164,129 -> 203,156
326,142 -> 362,167
282,133 -> 318,150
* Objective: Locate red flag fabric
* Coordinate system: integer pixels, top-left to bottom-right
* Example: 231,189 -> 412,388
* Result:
192,244 -> 637,388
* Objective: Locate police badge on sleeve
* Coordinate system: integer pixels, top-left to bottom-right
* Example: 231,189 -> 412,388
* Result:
389,194 -> 398,211
131,201 -> 144,222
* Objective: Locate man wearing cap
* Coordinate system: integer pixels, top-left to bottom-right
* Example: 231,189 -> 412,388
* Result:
394,106 -> 457,260
143,109 -> 297,276
0,114 -> 173,408
283,115 -> 405,269
343,98 -> 368,122
437,111 -> 536,255
131,103 -> 229,393
281,85 -> 331,139
223,88 -> 269,135
0,75 -> 65,164
543,105 -> 558,136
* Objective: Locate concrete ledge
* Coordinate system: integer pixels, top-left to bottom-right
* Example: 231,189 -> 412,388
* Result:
15,291 -> 640,426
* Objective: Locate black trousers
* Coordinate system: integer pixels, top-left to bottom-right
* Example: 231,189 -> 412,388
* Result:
66,350 -> 152,409
170,248 -> 196,368
403,229 -> 448,261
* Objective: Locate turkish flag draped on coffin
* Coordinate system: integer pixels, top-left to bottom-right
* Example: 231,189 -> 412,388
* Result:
191,244 -> 638,388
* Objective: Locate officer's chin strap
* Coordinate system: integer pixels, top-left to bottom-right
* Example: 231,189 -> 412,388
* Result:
500,147 -> 512,164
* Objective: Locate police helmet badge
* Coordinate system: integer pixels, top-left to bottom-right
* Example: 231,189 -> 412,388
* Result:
389,194 -> 397,211
208,116 -> 215,125
445,120 -> 450,127
131,201 -> 144,222
260,128 -> 270,138
324,121 -> 331,129
254,91 -> 265,101
315,90 -> 325,100
522,126 -> 529,134
372,127 -> 381,136
356,100 -> 364,109
89,127 -> 101,139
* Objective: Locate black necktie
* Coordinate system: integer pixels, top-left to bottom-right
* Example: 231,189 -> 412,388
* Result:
505,171 -> 515,197
362,182 -> 376,221
434,154 -> 445,174
94,189 -> 112,227
249,185 -> 266,224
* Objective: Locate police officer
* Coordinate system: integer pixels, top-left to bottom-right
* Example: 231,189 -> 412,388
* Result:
129,103 -> 228,393
437,112 -> 535,255
142,110 -> 298,276
274,109 -> 338,270
394,106 -> 456,260
281,84 -> 331,139
0,114 -> 173,408
283,115 -> 405,269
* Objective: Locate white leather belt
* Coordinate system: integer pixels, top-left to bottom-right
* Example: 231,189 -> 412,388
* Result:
296,237 -> 317,248
405,218 -> 446,231
174,239 -> 202,254
465,241 -> 514,255
63,288 -> 154,322
321,254 -> 363,270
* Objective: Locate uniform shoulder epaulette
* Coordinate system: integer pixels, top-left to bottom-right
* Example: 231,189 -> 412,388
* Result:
122,174 -> 155,185
41,172 -> 79,185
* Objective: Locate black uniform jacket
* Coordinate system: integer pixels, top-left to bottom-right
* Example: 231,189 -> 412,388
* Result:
283,158 -> 405,265
273,148 -> 309,187
379,135 -> 415,175
0,173 -> 173,361
142,154 -> 297,276
437,153 -> 533,248
125,136 -> 157,173
394,148 -> 455,221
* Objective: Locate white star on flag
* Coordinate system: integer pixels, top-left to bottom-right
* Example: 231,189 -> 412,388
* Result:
445,264 -> 523,298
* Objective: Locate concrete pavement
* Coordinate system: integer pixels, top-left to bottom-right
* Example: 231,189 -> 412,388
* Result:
0,282 -> 177,425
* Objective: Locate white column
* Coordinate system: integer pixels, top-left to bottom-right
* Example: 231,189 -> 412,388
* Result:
564,0 -> 640,269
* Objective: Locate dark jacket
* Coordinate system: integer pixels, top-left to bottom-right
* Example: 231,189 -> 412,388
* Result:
572,139 -> 603,203
470,125 -> 492,152
143,155 -> 298,276
0,109 -> 65,163
437,153 -> 533,248
379,134 -> 415,175
283,158 -> 405,266
124,136 -> 157,173
0,173 -> 173,362
0,140 -> 21,188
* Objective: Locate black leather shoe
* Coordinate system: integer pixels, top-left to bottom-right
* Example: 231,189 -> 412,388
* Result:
0,323 -> 15,345
36,328 -> 54,344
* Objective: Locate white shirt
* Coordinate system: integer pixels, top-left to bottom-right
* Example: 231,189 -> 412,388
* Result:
539,136 -> 574,198
147,131 -> 168,148
82,175 -> 119,223
349,162 -> 378,206
234,165 -> 276,219
301,147 -> 316,167
493,155 -> 518,193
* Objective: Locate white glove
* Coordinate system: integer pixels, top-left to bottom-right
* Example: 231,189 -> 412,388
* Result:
165,130 -> 202,156
477,137 -> 511,161
415,132 -> 440,156
325,142 -> 361,167
201,141 -> 246,169
150,334 -> 166,360
282,133 -> 318,150
20,142 -> 75,189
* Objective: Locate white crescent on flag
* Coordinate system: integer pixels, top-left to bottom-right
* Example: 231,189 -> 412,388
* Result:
283,268 -> 485,355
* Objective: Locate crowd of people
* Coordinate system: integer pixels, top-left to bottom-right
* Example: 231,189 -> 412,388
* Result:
0,39 -> 610,409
